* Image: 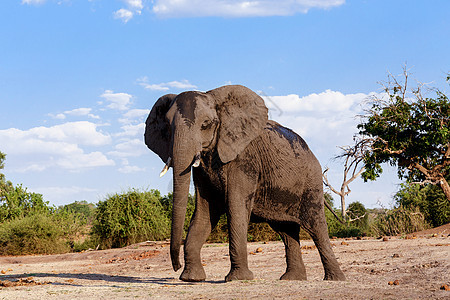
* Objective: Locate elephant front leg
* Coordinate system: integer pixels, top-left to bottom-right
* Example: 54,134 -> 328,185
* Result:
180,211 -> 211,282
180,189 -> 221,282
224,174 -> 255,282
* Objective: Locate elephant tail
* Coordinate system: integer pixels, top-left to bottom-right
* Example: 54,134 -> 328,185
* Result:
324,199 -> 345,225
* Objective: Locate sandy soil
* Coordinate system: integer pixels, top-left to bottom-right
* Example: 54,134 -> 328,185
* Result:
0,224 -> 449,299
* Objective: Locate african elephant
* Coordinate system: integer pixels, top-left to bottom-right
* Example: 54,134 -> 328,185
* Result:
144,85 -> 345,282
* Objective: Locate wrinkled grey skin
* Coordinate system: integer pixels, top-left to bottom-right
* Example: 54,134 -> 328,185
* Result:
145,85 -> 345,282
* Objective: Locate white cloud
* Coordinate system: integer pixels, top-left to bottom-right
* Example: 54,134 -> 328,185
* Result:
65,107 -> 91,116
119,109 -> 150,124
49,108 -> 100,120
152,0 -> 345,18
22,0 -> 46,5
114,0 -> 144,23
263,90 -> 366,114
125,0 -> 144,10
109,138 -> 147,158
100,90 -> 133,111
116,123 -> 146,137
0,122 -> 114,172
138,77 -> 197,91
263,90 -> 369,160
123,108 -> 149,119
118,158 -> 145,173
114,8 -> 134,23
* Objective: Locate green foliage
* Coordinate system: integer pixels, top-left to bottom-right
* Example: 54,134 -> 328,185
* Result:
347,201 -> 369,229
159,192 -> 195,236
59,200 -> 96,224
0,184 -> 50,222
325,196 -> 371,238
91,189 -> 170,249
395,183 -> 450,227
158,192 -> 280,243
0,214 -> 72,255
247,222 -> 280,242
207,215 -> 228,243
1,152 -> 51,222
371,206 -> 429,236
358,72 -> 449,186
0,151 -> 5,183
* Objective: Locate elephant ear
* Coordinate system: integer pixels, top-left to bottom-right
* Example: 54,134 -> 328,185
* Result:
209,85 -> 268,163
144,94 -> 177,164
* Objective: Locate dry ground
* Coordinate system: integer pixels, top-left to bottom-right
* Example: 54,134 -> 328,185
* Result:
0,224 -> 449,299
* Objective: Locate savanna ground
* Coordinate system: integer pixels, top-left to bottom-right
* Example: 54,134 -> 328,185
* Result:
0,224 -> 449,299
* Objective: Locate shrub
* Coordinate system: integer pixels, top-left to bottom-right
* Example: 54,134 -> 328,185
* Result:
325,198 -> 371,238
207,216 -> 282,243
59,200 -> 96,224
371,205 -> 430,236
347,201 -> 368,229
395,183 -> 450,227
91,189 -> 170,249
0,184 -> 50,222
207,215 -> 228,243
159,192 -> 195,237
0,214 -> 71,255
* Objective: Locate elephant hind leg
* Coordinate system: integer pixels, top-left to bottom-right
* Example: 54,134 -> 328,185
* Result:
269,222 -> 307,280
300,195 -> 346,281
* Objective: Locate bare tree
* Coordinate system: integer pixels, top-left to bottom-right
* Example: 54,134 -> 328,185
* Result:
323,139 -> 370,218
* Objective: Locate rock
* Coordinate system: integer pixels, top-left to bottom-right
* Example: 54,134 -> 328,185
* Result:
0,280 -> 13,287
382,237 -> 389,242
341,241 -> 349,246
392,253 -> 400,258
255,247 -> 263,253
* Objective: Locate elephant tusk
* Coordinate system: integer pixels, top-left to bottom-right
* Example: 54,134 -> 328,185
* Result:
192,155 -> 201,168
159,157 -> 172,177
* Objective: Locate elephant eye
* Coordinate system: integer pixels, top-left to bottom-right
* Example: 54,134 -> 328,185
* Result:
201,120 -> 212,130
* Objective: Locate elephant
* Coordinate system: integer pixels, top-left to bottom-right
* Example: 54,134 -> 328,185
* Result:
144,85 -> 346,282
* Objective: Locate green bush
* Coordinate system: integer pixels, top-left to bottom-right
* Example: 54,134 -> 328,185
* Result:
325,197 -> 372,238
91,189 -> 170,249
395,183 -> 450,227
0,214 -> 71,255
59,200 -> 96,224
207,216 -> 282,243
371,205 -> 430,236
159,192 -> 195,237
207,215 -> 228,243
0,183 -> 50,222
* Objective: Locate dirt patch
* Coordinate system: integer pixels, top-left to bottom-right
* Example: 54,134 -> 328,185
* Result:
0,234 -> 449,299
0,277 -> 51,288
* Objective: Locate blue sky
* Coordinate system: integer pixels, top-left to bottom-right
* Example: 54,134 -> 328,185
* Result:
0,0 -> 449,208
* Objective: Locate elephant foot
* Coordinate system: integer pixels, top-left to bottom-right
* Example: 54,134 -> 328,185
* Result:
225,268 -> 254,282
180,266 -> 206,282
280,270 -> 307,281
324,269 -> 346,281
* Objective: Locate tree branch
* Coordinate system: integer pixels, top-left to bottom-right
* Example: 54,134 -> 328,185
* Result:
322,168 -> 343,196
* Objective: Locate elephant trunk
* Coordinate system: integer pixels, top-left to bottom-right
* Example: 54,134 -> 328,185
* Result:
169,130 -> 200,271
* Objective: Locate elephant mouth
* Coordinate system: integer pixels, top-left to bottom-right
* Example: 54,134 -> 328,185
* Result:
159,154 -> 201,178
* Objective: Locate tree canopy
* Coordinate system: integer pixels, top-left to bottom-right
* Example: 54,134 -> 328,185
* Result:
358,71 -> 450,202
0,151 -> 5,183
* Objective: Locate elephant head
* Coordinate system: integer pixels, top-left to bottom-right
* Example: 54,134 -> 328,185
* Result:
144,85 -> 268,271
